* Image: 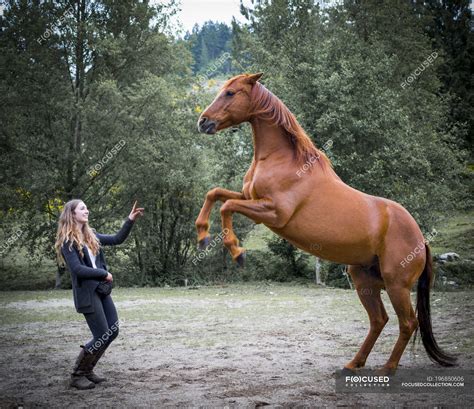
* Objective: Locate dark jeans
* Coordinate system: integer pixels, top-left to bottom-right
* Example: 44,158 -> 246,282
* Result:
83,291 -> 119,353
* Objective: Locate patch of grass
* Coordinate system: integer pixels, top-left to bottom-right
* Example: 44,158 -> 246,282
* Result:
0,308 -> 80,325
0,284 -> 344,324
431,210 -> 473,259
0,289 -> 71,303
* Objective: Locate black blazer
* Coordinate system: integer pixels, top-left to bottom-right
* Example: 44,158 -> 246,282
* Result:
61,217 -> 135,313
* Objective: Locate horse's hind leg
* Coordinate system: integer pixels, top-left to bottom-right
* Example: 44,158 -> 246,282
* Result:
344,264 -> 388,370
378,242 -> 424,373
380,285 -> 418,373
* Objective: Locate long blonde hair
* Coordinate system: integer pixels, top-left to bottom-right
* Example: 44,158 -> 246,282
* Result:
55,199 -> 101,265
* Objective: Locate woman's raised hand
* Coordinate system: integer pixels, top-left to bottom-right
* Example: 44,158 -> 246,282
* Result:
128,200 -> 145,221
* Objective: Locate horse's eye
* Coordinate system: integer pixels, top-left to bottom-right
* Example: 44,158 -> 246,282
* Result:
226,90 -> 235,97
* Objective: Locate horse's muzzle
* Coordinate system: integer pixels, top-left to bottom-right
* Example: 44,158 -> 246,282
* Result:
198,117 -> 217,134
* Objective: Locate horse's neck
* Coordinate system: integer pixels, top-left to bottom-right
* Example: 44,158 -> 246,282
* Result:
249,117 -> 340,182
250,117 -> 294,161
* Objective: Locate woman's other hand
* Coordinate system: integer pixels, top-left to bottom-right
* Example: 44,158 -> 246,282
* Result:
128,200 -> 145,221
105,272 -> 113,282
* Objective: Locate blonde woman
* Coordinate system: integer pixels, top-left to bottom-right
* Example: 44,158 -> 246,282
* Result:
55,199 -> 144,390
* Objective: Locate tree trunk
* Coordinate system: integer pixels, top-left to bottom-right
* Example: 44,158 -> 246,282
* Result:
315,257 -> 322,285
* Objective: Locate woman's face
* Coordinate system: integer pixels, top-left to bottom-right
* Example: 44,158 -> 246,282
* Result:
73,201 -> 89,225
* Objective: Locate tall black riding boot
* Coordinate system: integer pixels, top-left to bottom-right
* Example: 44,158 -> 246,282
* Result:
70,346 -> 96,390
85,343 -> 109,384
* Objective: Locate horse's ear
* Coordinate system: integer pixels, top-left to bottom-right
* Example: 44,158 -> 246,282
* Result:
247,72 -> 264,84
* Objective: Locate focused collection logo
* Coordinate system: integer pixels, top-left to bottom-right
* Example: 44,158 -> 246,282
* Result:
345,375 -> 390,388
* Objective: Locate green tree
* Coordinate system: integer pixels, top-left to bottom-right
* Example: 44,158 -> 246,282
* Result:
228,0 -> 471,282
236,0 -> 467,230
0,0 -> 201,287
185,20 -> 233,73
418,0 -> 474,159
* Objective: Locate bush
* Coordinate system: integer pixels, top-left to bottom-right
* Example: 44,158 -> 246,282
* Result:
323,262 -> 351,289
241,249 -> 283,281
433,260 -> 474,289
0,263 -> 56,291
266,237 -> 313,280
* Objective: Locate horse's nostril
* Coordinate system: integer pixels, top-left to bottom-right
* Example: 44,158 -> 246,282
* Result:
199,117 -> 207,126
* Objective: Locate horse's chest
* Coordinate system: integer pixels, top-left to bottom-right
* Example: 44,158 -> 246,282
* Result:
248,172 -> 271,200
243,161 -> 282,200
242,180 -> 259,200
249,181 -> 259,200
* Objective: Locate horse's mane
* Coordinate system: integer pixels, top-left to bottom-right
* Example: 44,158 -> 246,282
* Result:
248,80 -> 332,170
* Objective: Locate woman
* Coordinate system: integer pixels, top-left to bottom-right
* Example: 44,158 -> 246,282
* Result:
55,199 -> 144,390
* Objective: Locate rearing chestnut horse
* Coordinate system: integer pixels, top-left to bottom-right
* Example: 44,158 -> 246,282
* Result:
195,73 -> 456,373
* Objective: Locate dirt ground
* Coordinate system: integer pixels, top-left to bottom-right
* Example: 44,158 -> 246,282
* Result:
0,284 -> 472,408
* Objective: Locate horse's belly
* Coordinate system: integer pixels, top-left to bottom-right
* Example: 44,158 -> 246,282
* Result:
267,192 -> 383,265
268,225 -> 376,265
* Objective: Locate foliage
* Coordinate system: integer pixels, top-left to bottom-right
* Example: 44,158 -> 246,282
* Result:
267,237 -> 313,280
184,21 -> 233,73
321,262 -> 351,289
419,0 -> 474,159
234,0 -> 470,232
0,0 -> 205,286
0,0 -> 472,289
434,260 -> 474,289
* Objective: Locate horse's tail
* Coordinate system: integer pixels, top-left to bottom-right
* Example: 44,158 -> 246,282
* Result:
414,244 -> 457,366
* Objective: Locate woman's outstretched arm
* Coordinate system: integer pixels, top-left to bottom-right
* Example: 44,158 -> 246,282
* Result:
95,201 -> 144,246
95,217 -> 134,246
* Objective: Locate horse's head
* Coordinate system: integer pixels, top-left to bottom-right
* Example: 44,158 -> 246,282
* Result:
197,72 -> 263,134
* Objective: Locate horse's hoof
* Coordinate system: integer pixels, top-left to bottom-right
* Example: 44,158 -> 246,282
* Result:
375,367 -> 397,376
198,236 -> 211,250
340,367 -> 357,376
235,251 -> 246,267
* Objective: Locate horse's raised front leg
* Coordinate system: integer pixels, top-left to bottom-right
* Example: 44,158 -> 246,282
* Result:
195,188 -> 244,249
219,198 -> 290,266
